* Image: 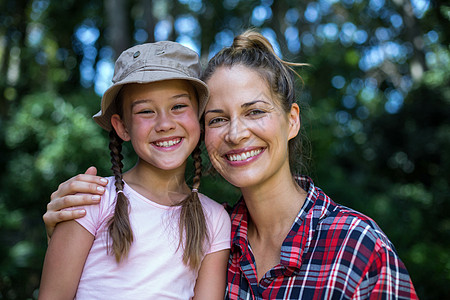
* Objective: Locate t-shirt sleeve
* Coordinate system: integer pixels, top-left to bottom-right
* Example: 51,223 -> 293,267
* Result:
203,199 -> 231,255
62,179 -> 115,236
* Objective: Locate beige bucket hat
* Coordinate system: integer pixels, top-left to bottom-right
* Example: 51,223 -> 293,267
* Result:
93,41 -> 209,131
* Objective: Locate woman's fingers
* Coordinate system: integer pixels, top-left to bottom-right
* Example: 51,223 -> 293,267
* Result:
44,166 -> 108,239
50,168 -> 108,201
47,193 -> 101,211
43,206 -> 87,228
43,208 -> 87,240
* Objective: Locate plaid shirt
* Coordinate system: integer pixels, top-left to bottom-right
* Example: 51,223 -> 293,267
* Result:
226,176 -> 418,299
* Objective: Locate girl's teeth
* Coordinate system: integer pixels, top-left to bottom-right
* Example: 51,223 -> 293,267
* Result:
156,139 -> 180,147
228,149 -> 262,161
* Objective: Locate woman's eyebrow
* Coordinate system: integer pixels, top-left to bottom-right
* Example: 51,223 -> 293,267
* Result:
204,108 -> 224,116
241,100 -> 270,108
205,100 -> 270,115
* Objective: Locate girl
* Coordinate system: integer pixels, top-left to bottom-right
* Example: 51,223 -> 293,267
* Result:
38,41 -> 231,299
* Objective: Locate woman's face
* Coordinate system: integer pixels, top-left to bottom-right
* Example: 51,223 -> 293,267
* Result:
204,65 -> 300,189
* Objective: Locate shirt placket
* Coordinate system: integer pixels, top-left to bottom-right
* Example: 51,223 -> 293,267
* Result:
238,245 -> 259,299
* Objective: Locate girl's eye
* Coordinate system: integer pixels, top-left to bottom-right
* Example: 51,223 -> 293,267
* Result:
172,104 -> 188,111
137,109 -> 154,114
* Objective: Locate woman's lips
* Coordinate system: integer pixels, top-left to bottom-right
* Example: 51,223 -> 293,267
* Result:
224,147 -> 265,165
226,148 -> 263,161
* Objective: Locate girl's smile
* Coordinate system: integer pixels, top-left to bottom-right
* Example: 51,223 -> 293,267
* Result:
111,80 -> 201,172
152,137 -> 183,149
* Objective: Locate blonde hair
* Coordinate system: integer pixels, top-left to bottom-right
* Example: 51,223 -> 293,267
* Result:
203,29 -> 310,174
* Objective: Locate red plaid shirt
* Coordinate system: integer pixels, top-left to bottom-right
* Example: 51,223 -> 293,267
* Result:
226,176 -> 418,299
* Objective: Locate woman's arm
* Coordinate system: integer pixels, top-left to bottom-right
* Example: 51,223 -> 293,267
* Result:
43,166 -> 108,238
38,220 -> 94,299
193,249 -> 229,300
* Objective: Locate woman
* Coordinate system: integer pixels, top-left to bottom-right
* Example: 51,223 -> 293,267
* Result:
43,30 -> 418,299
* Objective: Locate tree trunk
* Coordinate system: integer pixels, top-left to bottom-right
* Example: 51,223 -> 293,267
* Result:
104,0 -> 131,58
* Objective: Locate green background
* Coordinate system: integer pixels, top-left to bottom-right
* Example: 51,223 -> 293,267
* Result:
0,0 -> 449,298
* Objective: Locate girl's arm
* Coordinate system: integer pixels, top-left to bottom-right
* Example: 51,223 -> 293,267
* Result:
39,220 -> 94,300
44,166 -> 107,239
193,249 -> 230,300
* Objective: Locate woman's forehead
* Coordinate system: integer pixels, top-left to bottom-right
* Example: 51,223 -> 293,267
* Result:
205,66 -> 278,109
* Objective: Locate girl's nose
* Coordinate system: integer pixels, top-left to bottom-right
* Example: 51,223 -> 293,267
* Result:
225,117 -> 250,145
155,112 -> 176,132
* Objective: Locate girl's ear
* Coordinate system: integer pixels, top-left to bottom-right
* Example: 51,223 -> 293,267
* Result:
111,114 -> 131,141
288,103 -> 301,141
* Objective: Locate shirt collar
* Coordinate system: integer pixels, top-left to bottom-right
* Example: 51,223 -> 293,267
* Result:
229,176 -> 331,270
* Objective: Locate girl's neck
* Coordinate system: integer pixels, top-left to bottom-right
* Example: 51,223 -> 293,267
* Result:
241,168 -> 306,240
123,159 -> 190,206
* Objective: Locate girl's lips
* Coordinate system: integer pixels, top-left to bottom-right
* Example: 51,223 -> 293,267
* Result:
224,147 -> 265,164
152,137 -> 182,148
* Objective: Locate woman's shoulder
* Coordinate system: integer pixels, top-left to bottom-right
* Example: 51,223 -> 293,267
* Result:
320,202 -> 396,251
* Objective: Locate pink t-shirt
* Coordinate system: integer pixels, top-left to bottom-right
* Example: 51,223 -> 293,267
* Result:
73,177 -> 231,299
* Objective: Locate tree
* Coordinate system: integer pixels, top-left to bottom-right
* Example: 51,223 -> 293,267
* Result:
0,0 -> 448,298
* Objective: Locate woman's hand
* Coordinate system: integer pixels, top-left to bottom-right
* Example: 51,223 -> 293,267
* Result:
43,166 -> 108,239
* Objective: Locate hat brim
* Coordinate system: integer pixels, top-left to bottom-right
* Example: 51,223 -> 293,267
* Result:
93,70 -> 209,131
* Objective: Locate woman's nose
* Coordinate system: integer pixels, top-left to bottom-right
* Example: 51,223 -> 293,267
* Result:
225,117 -> 250,144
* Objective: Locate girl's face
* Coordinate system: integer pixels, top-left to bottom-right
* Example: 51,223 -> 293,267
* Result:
204,65 -> 300,189
112,79 -> 201,172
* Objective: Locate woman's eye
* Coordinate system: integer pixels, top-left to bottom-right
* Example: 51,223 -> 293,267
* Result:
208,117 -> 226,126
248,109 -> 265,116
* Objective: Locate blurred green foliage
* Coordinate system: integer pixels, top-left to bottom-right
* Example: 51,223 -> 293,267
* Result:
0,0 -> 449,298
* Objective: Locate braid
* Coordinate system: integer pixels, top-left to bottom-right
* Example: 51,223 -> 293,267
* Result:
178,140 -> 208,270
108,129 -> 134,262
192,141 -> 202,190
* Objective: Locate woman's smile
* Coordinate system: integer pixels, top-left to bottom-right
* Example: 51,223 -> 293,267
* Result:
204,65 -> 298,189
224,147 -> 265,164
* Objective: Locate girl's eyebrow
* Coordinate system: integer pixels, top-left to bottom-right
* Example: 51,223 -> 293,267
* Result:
204,100 -> 269,115
131,94 -> 191,108
131,99 -> 152,108
173,93 -> 191,99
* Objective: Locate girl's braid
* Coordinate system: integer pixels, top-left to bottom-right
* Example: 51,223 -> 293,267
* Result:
108,129 -> 134,262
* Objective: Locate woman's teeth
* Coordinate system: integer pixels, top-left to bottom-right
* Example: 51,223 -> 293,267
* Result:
227,149 -> 262,161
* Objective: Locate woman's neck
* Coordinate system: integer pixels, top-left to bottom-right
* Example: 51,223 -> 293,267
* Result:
123,158 -> 190,206
241,169 -> 306,240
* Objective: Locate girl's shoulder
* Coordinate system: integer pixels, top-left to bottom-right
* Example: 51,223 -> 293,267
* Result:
101,176 -> 121,206
197,192 -> 226,213
198,193 -> 231,251
198,193 -> 231,226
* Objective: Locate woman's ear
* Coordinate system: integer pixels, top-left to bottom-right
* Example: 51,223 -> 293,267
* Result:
288,103 -> 301,140
111,114 -> 131,141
